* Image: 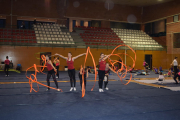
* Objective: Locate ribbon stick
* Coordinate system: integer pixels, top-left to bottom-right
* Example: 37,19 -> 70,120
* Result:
81,47 -> 97,97
26,55 -> 62,93
81,65 -> 85,98
81,45 -> 136,97
108,44 -> 136,85
28,45 -> 136,97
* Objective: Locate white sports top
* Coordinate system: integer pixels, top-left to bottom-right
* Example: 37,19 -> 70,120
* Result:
159,75 -> 164,79
173,59 -> 178,66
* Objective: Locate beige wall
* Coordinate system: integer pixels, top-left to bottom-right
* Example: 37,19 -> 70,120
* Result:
0,46 -> 178,71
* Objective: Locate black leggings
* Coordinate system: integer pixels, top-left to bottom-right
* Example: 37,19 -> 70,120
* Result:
68,69 -> 76,87
174,66 -> 179,83
104,75 -> 108,88
98,70 -> 105,89
79,73 -> 86,89
4,64 -> 9,76
56,66 -> 59,78
47,70 -> 58,90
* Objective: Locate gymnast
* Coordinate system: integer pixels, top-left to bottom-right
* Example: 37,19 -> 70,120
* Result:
4,56 -> 10,77
98,53 -> 110,92
55,52 -> 86,91
54,57 -> 60,79
143,60 -> 148,70
104,63 -> 116,90
79,67 -> 89,90
157,72 -> 165,84
45,55 -> 60,91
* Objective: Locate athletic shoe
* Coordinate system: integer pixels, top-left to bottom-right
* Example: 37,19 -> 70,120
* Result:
57,89 -> 60,91
74,87 -> 76,91
46,89 -> 50,91
99,89 -> 102,92
101,89 -> 104,92
56,76 -> 58,78
105,87 -> 109,90
8,75 -> 9,77
5,75 -> 7,77
70,87 -> 73,91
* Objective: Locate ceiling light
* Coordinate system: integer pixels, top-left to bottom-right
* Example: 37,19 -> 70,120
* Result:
158,0 -> 163,2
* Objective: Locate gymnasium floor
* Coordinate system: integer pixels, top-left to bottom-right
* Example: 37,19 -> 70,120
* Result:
0,70 -> 180,120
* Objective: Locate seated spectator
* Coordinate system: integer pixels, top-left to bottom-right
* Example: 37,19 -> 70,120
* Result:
155,67 -> 159,74
20,21 -> 26,29
159,66 -> 163,72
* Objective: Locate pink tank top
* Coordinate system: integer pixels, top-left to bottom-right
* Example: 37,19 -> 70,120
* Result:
67,58 -> 74,70
178,72 -> 180,76
56,62 -> 59,66
46,61 -> 53,71
99,60 -> 106,71
143,62 -> 146,66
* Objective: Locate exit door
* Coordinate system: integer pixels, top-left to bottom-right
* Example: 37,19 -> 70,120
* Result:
145,54 -> 152,70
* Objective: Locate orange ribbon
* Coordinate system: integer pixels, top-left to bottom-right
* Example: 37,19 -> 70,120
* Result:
27,45 -> 136,97
26,55 -> 62,93
81,47 -> 97,97
108,44 -> 136,85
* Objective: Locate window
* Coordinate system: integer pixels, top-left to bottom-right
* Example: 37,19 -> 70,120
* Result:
80,21 -> 84,26
173,15 -> 179,22
0,19 -> 6,28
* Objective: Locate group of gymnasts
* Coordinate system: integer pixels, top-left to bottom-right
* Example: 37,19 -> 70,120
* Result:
45,52 -> 115,92
5,53 -> 180,92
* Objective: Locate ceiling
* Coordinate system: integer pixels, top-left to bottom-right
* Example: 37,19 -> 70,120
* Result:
87,0 -> 174,6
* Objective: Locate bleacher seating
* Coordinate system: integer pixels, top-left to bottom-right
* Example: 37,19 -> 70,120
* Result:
33,24 -> 74,45
112,28 -> 162,48
76,26 -> 123,46
0,28 -> 36,43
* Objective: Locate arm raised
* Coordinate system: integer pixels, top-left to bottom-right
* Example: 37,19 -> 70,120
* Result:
103,54 -> 110,61
55,53 -> 68,60
72,53 -> 86,61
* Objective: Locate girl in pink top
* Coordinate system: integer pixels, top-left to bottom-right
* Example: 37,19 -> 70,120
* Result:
143,60 -> 148,70
45,55 -> 60,91
4,56 -> 10,77
55,52 -> 86,92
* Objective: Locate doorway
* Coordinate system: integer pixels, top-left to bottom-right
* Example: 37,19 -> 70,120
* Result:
145,54 -> 152,70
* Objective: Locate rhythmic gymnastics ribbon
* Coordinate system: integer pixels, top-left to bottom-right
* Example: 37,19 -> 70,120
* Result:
81,47 -> 97,97
34,52 -> 47,60
26,55 -> 62,93
108,44 -> 136,85
81,45 -> 136,97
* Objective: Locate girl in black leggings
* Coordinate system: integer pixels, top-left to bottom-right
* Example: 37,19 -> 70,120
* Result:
104,63 -> 116,90
46,55 -> 60,91
98,53 -> 110,92
55,52 -> 86,91
79,67 -> 89,90
4,56 -> 10,77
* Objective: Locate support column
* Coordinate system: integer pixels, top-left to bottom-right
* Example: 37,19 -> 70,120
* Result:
141,24 -> 145,32
76,19 -> 80,26
69,18 -> 73,32
84,20 -> 88,27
